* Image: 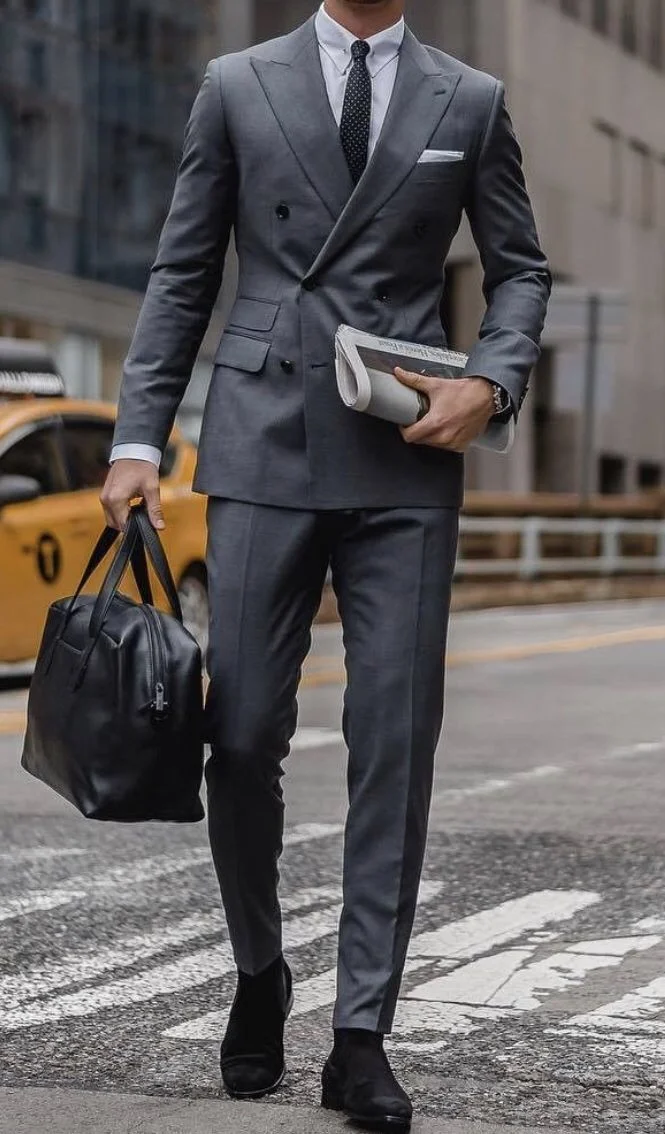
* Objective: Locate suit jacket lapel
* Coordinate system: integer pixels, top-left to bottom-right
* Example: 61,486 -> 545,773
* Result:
250,17 -> 354,222
306,27 -> 461,281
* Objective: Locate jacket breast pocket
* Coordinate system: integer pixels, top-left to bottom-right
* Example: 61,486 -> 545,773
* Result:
408,159 -> 468,188
214,333 -> 270,375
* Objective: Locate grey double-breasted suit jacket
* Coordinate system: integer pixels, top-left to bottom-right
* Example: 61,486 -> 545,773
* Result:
114,16 -> 551,509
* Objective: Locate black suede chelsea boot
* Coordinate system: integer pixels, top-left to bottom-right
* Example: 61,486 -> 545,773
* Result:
220,955 -> 293,1099
321,1028 -> 413,1131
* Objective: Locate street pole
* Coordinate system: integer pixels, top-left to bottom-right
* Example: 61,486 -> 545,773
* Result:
579,292 -> 600,508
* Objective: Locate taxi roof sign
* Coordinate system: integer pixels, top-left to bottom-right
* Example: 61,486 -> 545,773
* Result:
0,337 -> 65,397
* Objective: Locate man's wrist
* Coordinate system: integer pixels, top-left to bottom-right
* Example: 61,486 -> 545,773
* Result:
472,378 -> 512,421
466,376 -> 497,416
110,443 -> 162,468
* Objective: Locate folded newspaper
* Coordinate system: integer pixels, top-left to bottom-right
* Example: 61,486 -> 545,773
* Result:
334,324 -> 514,454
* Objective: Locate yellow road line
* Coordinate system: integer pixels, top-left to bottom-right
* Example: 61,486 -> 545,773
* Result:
1,624 -> 663,733
0,711 -> 27,736
447,623 -> 665,666
298,623 -> 665,689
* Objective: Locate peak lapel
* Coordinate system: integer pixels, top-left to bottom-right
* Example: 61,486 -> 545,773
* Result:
306,28 -> 462,281
251,18 -> 354,221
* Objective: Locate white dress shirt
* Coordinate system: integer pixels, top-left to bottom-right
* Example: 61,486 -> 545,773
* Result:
111,3 -> 405,467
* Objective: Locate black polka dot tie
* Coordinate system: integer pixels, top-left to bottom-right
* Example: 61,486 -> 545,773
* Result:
339,39 -> 372,185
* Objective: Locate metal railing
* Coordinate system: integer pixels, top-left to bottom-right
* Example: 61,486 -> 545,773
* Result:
455,517 -> 665,580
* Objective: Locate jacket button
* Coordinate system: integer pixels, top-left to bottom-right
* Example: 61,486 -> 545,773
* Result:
376,288 -> 390,302
302,277 -> 318,291
275,203 -> 290,219
414,220 -> 427,237
280,359 -> 294,373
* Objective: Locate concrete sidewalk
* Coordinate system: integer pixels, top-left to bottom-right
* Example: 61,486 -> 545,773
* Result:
0,1088 -> 566,1134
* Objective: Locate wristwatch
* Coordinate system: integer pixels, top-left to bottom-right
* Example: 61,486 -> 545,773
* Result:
490,382 -> 512,422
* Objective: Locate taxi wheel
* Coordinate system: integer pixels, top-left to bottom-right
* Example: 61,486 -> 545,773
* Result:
178,565 -> 209,659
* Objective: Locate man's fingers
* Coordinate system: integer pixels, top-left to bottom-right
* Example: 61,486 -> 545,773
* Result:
401,412 -> 448,445
101,497 -> 130,532
142,481 -> 166,530
394,366 -> 434,393
100,459 -> 162,532
401,418 -> 468,452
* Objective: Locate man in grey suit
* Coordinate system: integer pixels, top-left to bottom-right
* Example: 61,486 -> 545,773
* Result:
102,0 -> 550,1127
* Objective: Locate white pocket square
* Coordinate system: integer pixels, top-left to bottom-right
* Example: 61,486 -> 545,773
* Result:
417,149 -> 465,164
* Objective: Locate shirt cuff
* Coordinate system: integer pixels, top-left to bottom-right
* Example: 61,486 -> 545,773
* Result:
110,444 -> 162,467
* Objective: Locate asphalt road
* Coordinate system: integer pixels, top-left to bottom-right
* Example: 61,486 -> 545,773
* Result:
1,599 -> 665,1134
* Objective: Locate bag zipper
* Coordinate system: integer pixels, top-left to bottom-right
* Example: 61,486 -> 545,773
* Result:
139,605 -> 169,721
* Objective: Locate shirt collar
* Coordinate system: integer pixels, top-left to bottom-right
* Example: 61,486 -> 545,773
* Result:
315,3 -> 405,78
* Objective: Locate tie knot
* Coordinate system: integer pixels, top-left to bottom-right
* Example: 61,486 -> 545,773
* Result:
351,39 -> 370,62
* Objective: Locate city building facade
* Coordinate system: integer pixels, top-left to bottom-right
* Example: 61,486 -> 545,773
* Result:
1,0 -> 664,489
0,0 -> 220,430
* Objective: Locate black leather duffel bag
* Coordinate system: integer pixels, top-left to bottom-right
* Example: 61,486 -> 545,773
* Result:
22,506 -> 205,822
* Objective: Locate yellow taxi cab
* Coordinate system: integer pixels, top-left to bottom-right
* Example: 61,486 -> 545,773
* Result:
0,339 -> 208,666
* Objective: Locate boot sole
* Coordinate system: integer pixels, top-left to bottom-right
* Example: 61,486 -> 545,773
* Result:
322,1089 -> 411,1131
224,1064 -> 286,1100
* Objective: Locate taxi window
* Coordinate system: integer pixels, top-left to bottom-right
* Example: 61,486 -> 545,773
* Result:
0,425 -> 68,496
161,442 -> 178,478
63,420 -> 179,487
63,420 -> 114,490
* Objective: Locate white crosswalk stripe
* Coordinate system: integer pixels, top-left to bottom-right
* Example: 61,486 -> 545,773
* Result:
0,848 -> 88,865
0,890 -> 86,923
0,902 -> 346,1030
0,823 -> 342,927
0,890 -> 338,1011
407,889 -> 600,961
565,976 -> 665,1034
290,729 -> 345,751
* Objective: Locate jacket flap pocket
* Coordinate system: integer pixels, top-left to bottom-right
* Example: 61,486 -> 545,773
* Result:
228,297 -> 279,331
214,333 -> 270,373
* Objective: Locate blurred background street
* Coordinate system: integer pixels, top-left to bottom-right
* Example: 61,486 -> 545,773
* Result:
2,0 -> 665,1131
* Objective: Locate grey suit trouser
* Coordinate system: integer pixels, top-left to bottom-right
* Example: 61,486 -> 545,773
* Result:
204,498 -> 459,1033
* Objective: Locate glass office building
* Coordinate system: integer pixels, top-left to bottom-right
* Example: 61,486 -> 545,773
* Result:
0,0 -> 206,292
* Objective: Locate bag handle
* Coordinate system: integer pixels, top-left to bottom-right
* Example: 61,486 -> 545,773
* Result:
133,507 -> 183,622
88,506 -> 182,640
64,522 -> 152,614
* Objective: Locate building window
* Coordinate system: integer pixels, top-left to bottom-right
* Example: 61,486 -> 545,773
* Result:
638,461 -> 662,488
649,0 -> 664,68
135,9 -> 151,59
560,0 -> 581,17
595,121 -> 622,214
629,141 -> 655,227
621,0 -> 638,53
23,0 -> 48,18
532,349 -> 557,493
18,110 -> 46,189
592,0 -> 610,34
25,195 -> 46,251
599,454 -> 626,495
0,103 -> 12,198
27,40 -> 47,88
111,0 -> 130,48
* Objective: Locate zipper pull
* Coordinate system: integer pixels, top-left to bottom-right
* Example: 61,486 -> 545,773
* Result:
153,682 -> 168,719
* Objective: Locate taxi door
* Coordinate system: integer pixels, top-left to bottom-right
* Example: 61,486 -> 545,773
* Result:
0,419 -> 91,662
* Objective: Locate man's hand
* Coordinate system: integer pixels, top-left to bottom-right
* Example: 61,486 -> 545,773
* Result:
100,459 -> 165,532
395,368 -> 496,452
